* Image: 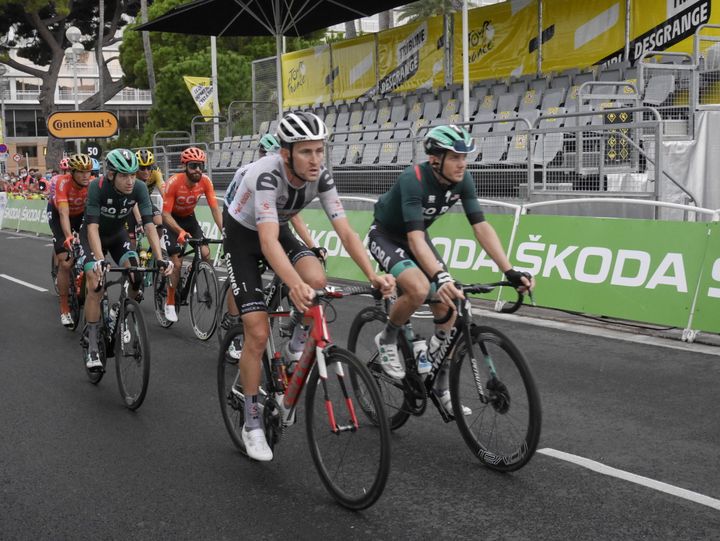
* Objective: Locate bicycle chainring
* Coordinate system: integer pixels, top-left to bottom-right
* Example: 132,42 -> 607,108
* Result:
402,371 -> 427,416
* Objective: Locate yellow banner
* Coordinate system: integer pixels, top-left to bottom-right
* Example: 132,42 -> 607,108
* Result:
542,0 -> 625,71
453,1 -> 537,83
332,34 -> 377,102
183,76 -> 215,118
281,46 -> 332,108
629,0 -> 717,62
377,15 -> 445,95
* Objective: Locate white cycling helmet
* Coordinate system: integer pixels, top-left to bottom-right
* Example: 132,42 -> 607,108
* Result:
277,112 -> 328,145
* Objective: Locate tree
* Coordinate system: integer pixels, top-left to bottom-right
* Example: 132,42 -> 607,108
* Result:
0,0 -> 140,168
398,0 -> 478,22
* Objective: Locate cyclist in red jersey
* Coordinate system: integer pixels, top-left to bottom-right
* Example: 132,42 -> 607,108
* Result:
48,153 -> 92,327
161,146 -> 223,322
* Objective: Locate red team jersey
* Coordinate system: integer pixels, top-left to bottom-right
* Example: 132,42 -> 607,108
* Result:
51,174 -> 88,217
162,173 -> 218,218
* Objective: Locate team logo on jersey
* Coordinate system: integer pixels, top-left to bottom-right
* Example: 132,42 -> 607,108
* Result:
107,199 -> 113,204
428,195 -> 436,203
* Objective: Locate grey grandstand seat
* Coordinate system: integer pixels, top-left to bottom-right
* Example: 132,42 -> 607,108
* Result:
477,93 -> 498,114
395,121 -> 414,164
563,104 -> 593,127
471,110 -> 494,134
361,124 -> 379,141
563,85 -> 582,111
541,88 -> 565,109
441,97 -> 460,119
599,66 -> 622,83
643,74 -> 675,106
324,106 -> 337,130
376,99 -> 391,124
360,141 -> 381,165
517,109 -> 539,129
349,102 -> 363,126
412,118 -> 430,138
439,88 -> 453,107
491,81 -> 508,96
496,93 -> 520,113
258,120 -> 269,134
529,77 -> 548,93
477,136 -> 508,164
390,97 -> 407,123
347,123 -> 362,142
533,132 -> 564,165
241,147 -> 256,165
519,89 -> 542,111
422,100 -> 441,122
313,106 -> 325,121
330,144 -> 346,167
376,122 -> 394,140
419,89 -> 436,103
377,141 -> 399,164
538,107 -> 566,129
407,101 -> 424,123
509,79 -> 527,94
345,143 -> 364,165
494,110 -> 517,132
471,84 -> 489,101
362,101 -> 377,124
335,107 -> 350,130
268,120 -> 278,134
550,73 -> 571,92
446,113 -> 462,125
504,133 -> 531,164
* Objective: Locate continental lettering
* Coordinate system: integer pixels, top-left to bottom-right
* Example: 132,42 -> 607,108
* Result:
51,119 -> 113,131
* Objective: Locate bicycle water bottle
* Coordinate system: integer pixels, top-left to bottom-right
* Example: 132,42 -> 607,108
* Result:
413,338 -> 431,374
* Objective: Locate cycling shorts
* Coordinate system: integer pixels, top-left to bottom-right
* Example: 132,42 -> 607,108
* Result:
367,221 -> 447,280
48,208 -> 83,255
78,222 -> 137,272
163,213 -> 204,256
223,210 -> 314,315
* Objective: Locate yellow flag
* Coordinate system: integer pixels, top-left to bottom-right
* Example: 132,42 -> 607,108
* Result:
183,76 -> 214,118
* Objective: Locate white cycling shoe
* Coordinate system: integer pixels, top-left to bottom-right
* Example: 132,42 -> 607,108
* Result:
435,389 -> 472,416
60,313 -> 74,328
228,337 -> 243,360
164,303 -> 178,322
374,332 -> 406,380
242,426 -> 273,462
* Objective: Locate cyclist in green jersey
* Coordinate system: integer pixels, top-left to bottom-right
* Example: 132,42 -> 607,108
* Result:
79,148 -> 173,371
368,125 -> 534,412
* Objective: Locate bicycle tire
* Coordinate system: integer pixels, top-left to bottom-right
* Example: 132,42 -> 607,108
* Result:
217,326 -> 248,455
216,279 -> 232,348
153,269 -> 174,328
450,325 -> 541,472
50,251 -> 59,296
67,272 -> 81,332
347,306 -> 411,431
115,299 -> 151,410
189,260 -> 219,341
305,346 -> 391,510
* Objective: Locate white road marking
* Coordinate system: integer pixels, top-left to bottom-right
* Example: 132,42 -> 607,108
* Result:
539,448 -> 720,511
0,274 -> 48,292
45,243 -> 54,247
5,236 -> 25,240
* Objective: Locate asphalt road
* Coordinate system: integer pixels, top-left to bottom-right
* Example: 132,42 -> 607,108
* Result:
1,229 -> 719,540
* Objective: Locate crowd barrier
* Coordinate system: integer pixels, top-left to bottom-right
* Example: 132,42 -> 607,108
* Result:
2,194 -> 718,341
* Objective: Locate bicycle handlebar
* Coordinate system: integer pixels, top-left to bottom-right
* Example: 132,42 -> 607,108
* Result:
186,237 -> 223,246
314,285 -> 378,299
93,264 -> 162,292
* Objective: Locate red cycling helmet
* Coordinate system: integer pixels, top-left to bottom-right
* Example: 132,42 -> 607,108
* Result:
180,147 -> 206,164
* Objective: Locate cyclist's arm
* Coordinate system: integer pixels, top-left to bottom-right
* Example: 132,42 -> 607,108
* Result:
202,177 -> 223,230
153,170 -> 166,196
87,223 -> 104,266
161,178 -> 182,234
57,203 -> 73,241
471,221 -> 512,273
290,214 -> 315,248
331,217 -> 380,281
132,203 -> 141,225
407,230 -> 445,277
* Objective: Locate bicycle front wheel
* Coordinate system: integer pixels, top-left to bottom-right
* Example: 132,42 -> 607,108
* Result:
305,346 -> 391,510
347,306 -> 411,431
189,261 -> 219,341
153,270 -> 174,328
450,325 -> 541,472
216,279 -> 233,348
115,299 -> 151,410
217,326 -> 247,454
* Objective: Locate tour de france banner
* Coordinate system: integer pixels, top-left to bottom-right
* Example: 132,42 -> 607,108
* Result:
376,15 -> 445,96
453,0 -> 538,83
281,45 -> 332,107
182,76 -> 215,118
331,34 -> 377,103
541,0 -> 626,72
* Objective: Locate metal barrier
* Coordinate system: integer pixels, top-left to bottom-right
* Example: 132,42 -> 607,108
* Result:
227,100 -> 276,137
694,23 -> 720,108
161,142 -> 211,178
153,131 -> 191,151
190,115 -> 228,144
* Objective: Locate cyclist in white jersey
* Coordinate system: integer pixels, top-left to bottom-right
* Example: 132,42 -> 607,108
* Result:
223,111 -> 395,461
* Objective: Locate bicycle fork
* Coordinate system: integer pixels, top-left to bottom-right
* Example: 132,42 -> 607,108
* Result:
317,344 -> 359,434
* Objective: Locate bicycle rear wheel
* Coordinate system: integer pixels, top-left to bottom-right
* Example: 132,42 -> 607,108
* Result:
189,260 -> 219,340
217,326 -> 248,454
115,299 -> 151,410
347,306 -> 411,431
305,346 -> 391,510
450,325 -> 541,472
153,270 -> 174,328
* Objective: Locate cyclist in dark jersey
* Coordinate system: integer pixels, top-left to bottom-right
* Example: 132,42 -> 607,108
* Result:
368,125 -> 534,413
79,148 -> 173,371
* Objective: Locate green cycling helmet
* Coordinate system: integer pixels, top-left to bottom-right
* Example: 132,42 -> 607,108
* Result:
424,125 -> 476,156
106,148 -> 139,174
259,133 -> 280,153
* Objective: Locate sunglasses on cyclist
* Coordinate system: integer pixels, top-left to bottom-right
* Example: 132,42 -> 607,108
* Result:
186,162 -> 204,170
138,166 -> 152,171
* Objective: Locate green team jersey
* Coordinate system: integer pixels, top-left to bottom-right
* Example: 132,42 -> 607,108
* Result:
373,162 -> 485,234
84,176 -> 154,234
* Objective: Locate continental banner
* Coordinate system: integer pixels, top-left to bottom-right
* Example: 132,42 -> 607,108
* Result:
453,0 -> 538,83
281,46 -> 332,108
376,15 -> 445,96
542,0 -> 626,72
597,0 -> 718,65
332,34 -> 377,103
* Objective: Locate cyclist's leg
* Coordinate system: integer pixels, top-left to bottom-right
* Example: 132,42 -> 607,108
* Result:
126,210 -> 138,251
79,224 -> 105,369
49,210 -> 72,323
163,214 -> 187,317
107,228 -> 141,295
225,217 -> 272,460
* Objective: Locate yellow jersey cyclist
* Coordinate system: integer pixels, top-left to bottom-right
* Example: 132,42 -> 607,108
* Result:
368,124 -> 534,413
127,148 -> 165,250
80,149 -> 173,371
222,133 -> 326,360
223,112 -> 395,461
